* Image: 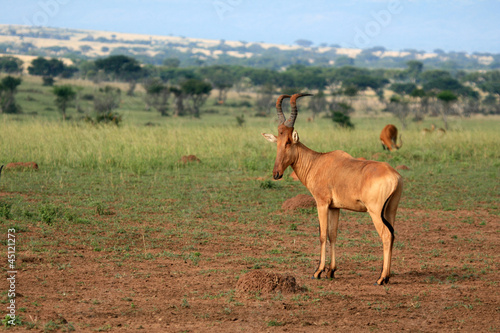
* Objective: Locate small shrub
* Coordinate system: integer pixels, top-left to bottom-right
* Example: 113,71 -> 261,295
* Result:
39,204 -> 60,225
81,93 -> 94,101
96,111 -> 122,125
42,76 -> 55,86
267,319 -> 284,327
92,201 -> 112,216
2,314 -> 22,327
236,114 -> 245,127
332,111 -> 354,129
260,180 -> 278,189
84,111 -> 122,126
2,102 -> 22,114
0,203 -> 12,219
181,297 -> 190,309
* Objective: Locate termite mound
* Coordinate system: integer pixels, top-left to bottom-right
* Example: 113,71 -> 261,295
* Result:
179,155 -> 201,164
236,271 -> 298,294
282,194 -> 316,211
4,162 -> 39,170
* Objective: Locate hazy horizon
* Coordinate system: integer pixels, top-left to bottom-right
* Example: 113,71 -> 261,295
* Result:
1,0 -> 499,54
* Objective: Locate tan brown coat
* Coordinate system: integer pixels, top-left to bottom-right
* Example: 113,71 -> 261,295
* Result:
380,124 -> 402,151
263,94 -> 403,285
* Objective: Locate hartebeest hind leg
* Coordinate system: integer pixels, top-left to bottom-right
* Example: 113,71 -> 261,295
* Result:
369,210 -> 394,285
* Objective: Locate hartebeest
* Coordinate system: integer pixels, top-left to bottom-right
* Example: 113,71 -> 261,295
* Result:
421,124 -> 446,136
380,124 -> 402,152
262,94 -> 403,285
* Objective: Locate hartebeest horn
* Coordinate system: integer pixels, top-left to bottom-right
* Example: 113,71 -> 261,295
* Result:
284,93 -> 312,128
276,95 -> 291,125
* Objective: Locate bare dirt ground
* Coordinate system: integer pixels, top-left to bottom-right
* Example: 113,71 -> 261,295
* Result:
5,204 -> 499,332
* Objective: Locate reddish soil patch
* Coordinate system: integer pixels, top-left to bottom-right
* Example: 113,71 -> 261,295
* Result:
4,162 -> 39,170
282,194 -> 316,211
5,199 -> 499,331
236,271 -> 298,294
179,155 -> 201,164
396,164 -> 411,170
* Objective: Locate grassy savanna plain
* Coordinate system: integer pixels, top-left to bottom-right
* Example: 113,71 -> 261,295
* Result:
0,75 -> 499,331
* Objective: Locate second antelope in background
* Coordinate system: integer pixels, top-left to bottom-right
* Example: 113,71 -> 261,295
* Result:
262,94 -> 403,285
380,124 -> 403,151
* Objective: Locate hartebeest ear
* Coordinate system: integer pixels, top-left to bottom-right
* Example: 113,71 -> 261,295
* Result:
292,131 -> 300,143
262,133 -> 277,143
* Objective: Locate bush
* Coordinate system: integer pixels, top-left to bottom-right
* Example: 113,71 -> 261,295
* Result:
96,111 -> 122,125
81,93 -> 94,101
332,112 -> 354,129
0,203 -> 12,219
1,102 -> 21,114
42,76 -> 55,86
236,114 -> 245,126
39,204 -> 60,225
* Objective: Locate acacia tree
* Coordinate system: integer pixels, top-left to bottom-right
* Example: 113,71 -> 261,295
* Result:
91,86 -> 122,125
409,88 -> 428,121
294,39 -> 313,48
143,78 -> 170,116
53,85 -> 76,120
169,86 -> 185,116
254,83 -> 274,117
308,90 -> 327,120
405,60 -> 423,83
199,65 -> 236,104
0,56 -> 23,74
181,79 -> 212,118
94,55 -> 143,96
28,57 -> 66,85
386,95 -> 411,129
437,90 -> 458,130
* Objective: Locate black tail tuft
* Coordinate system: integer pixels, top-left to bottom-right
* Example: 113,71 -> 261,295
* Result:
381,196 -> 394,237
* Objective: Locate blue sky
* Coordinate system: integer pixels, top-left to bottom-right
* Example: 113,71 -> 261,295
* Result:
1,0 -> 499,53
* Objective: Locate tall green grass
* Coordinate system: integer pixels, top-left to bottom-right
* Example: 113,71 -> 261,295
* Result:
1,115 -> 499,173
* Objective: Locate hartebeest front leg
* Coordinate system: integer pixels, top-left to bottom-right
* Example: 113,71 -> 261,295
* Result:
313,205 -> 329,279
326,208 -> 340,279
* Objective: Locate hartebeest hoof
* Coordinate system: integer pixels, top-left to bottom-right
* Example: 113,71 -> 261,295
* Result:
375,277 -> 390,285
312,267 -> 335,279
326,269 -> 336,279
312,268 -> 326,279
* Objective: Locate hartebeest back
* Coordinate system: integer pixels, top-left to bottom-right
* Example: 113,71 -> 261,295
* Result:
380,124 -> 402,151
262,94 -> 403,285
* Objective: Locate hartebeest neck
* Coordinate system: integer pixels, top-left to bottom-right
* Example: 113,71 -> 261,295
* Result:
291,142 -> 323,188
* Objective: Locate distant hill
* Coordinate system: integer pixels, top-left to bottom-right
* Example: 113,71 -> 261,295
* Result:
0,24 -> 499,70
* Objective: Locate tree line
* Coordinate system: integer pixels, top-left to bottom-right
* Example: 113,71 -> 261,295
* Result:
1,55 -> 499,127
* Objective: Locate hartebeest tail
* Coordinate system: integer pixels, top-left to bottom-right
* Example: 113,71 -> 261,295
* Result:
380,124 -> 402,151
0,165 -> 3,181
263,94 -> 403,285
